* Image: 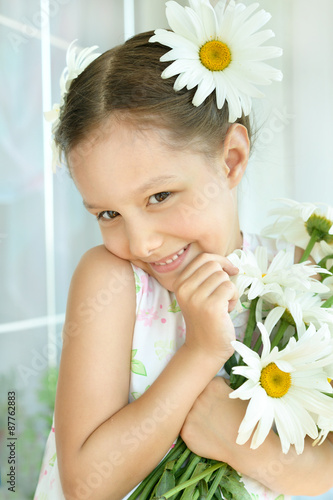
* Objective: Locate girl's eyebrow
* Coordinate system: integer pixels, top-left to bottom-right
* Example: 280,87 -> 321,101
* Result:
82,200 -> 101,210
133,174 -> 179,194
83,174 -> 179,210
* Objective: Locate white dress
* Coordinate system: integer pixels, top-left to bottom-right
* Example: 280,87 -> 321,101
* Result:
34,233 -> 292,500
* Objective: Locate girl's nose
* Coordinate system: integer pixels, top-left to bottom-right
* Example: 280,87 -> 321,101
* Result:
125,218 -> 163,260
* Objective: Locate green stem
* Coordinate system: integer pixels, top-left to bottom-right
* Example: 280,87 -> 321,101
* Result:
229,298 -> 258,390
317,254 -> 333,282
299,229 -> 320,263
270,320 -> 289,349
253,332 -> 262,353
176,454 -> 201,484
193,490 -> 200,500
317,253 -> 333,269
155,463 -> 226,499
322,295 -> 333,308
172,448 -> 191,474
206,464 -> 227,500
127,438 -> 186,500
243,298 -> 259,347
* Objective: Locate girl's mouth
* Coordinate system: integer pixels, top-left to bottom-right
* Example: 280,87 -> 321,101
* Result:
149,244 -> 190,273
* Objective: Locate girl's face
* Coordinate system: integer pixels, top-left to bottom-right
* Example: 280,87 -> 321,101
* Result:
69,119 -> 248,292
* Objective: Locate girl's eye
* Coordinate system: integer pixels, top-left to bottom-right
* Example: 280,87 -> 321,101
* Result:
149,192 -> 171,204
97,210 -> 119,221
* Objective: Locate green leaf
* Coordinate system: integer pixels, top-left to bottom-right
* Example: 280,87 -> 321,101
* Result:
130,349 -> 147,376
131,391 -> 142,400
131,359 -> 147,376
156,470 -> 176,496
168,299 -> 181,313
134,271 -> 141,293
224,353 -> 238,376
198,478 -> 208,497
131,349 -> 137,359
48,452 -> 57,467
220,474 -> 252,500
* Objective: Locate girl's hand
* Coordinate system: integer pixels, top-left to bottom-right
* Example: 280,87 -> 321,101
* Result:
180,377 -> 243,464
173,253 -> 239,363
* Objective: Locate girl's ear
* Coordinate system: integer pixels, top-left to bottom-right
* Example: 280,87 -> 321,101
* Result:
222,123 -> 250,189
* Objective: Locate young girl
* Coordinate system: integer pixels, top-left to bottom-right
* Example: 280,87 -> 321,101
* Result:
35,1 -> 333,499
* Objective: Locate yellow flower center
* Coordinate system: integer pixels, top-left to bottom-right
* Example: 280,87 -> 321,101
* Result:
199,40 -> 231,71
260,362 -> 291,398
305,214 -> 333,244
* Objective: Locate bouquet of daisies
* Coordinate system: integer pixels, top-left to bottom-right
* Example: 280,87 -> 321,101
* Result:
128,199 -> 333,500
226,199 -> 333,455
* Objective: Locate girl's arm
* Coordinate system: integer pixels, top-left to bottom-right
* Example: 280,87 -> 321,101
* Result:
181,376 -> 333,496
55,246 -> 238,500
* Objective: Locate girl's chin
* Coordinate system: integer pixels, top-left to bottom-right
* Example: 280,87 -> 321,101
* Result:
154,276 -> 175,293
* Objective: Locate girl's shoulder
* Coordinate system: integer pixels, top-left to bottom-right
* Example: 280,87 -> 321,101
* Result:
64,245 -> 137,331
71,244 -> 135,293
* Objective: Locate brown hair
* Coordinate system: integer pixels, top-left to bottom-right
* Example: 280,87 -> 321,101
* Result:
55,31 -> 252,164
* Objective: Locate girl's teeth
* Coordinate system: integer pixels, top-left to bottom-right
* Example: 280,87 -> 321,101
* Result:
154,245 -> 188,265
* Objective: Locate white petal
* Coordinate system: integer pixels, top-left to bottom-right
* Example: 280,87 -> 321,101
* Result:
264,306 -> 285,335
236,46 -> 283,62
151,29 -> 199,52
192,73 -> 216,106
229,379 -> 259,400
160,46 -> 199,62
213,72 -> 227,109
44,108 -> 59,123
257,322 -> 271,358
223,75 -> 243,121
234,9 -> 272,40
161,59 -> 194,79
248,279 -> 265,300
165,1 -> 200,44
250,403 -> 274,449
236,387 -> 268,445
231,340 -> 260,367
199,1 -> 218,39
245,29 -> 276,48
254,246 -> 268,272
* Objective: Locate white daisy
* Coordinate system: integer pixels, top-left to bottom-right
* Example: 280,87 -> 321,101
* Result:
262,199 -> 333,262
227,246 -> 329,301
262,288 -> 333,337
149,0 -> 282,122
229,323 -> 333,454
44,40 -> 101,172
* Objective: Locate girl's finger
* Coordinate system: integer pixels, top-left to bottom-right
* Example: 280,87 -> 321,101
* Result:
174,253 -> 238,285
